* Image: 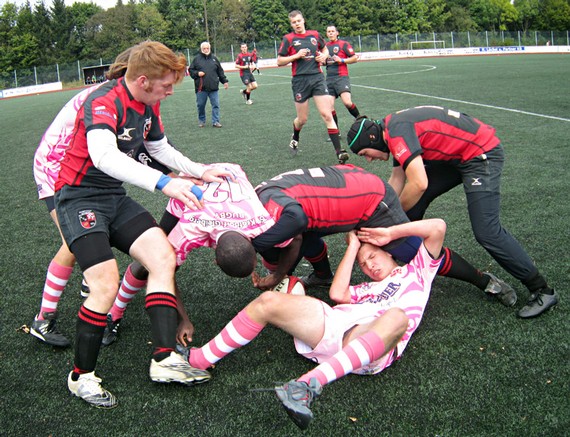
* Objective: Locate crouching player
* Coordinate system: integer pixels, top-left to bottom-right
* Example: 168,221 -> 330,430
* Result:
183,218 -> 446,429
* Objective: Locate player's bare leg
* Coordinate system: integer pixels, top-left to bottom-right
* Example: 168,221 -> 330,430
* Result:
314,95 -> 347,163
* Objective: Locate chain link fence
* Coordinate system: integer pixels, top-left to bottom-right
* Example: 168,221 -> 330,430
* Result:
1,30 -> 568,90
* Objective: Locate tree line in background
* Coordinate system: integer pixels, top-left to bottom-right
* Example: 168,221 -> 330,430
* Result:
1,0 -> 569,73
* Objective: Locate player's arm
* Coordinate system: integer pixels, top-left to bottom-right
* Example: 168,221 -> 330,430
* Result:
329,231 -> 361,304
358,218 -> 446,260
252,235 -> 303,290
398,155 -> 428,211
174,280 -> 194,346
388,165 -> 406,196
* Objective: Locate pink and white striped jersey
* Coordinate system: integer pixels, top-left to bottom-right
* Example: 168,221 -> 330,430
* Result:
33,84 -> 103,199
167,163 -> 276,266
295,243 -> 441,375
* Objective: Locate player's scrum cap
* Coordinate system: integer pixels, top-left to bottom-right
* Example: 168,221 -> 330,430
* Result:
347,116 -> 389,154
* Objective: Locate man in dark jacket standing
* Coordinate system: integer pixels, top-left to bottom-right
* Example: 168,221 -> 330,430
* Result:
189,42 -> 229,128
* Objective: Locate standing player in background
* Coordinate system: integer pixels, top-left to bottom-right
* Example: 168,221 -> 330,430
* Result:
325,25 -> 361,134
251,47 -> 261,75
55,41 -> 232,408
235,43 -> 258,105
181,218 -> 446,430
277,10 -> 349,164
101,163 -> 275,347
347,107 -> 559,318
30,50 -> 132,348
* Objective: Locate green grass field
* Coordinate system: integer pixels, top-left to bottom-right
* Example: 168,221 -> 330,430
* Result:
1,54 -> 569,436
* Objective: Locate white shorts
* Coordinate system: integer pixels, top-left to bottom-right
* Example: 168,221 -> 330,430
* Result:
294,300 -> 399,375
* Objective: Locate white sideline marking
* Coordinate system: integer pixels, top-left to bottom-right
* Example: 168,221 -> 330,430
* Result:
352,84 -> 570,122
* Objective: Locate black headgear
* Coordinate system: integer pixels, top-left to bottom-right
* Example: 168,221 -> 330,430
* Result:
347,117 -> 389,155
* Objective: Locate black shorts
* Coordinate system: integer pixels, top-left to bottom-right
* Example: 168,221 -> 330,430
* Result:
240,71 -> 256,86
44,196 -> 55,213
55,185 -> 157,268
326,76 -> 351,98
291,73 -> 328,103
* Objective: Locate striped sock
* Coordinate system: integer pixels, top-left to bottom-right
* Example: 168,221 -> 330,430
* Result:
109,264 -> 146,321
189,309 -> 264,370
298,331 -> 386,387
38,261 -> 73,319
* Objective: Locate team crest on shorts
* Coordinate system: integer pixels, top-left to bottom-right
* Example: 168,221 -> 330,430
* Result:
295,93 -> 303,102
78,209 -> 97,229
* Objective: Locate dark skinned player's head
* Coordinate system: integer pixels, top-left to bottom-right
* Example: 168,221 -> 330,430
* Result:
215,231 -> 257,277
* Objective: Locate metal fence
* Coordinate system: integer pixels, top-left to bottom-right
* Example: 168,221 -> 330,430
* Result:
1,29 -> 568,90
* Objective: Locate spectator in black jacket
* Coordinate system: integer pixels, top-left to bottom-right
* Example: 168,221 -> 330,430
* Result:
189,42 -> 229,128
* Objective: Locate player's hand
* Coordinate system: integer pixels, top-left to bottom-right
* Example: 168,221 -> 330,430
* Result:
198,71 -> 205,77
223,82 -> 229,90
345,230 -> 362,248
298,48 -> 310,59
251,271 -> 284,291
176,319 -> 195,347
201,168 -> 236,183
161,178 -> 203,210
357,227 -> 393,247
315,51 -> 328,64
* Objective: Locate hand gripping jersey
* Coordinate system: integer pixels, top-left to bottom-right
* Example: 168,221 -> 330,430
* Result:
34,84 -> 104,199
384,106 -> 501,169
255,164 -> 386,235
166,163 -> 276,266
325,39 -> 355,77
278,30 -> 327,76
55,78 -> 165,190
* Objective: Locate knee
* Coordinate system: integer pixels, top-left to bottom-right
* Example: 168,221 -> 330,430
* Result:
384,308 -> 409,338
255,291 -> 283,315
146,246 -> 177,276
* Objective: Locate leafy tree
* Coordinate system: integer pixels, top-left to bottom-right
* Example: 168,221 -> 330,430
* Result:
442,5 -> 478,31
537,0 -> 570,30
33,0 -> 54,64
248,0 -> 289,40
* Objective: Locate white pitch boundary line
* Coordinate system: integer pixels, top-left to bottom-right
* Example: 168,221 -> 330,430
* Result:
352,83 -> 570,122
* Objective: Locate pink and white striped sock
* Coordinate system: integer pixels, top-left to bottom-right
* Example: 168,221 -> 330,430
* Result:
38,261 -> 73,319
109,265 -> 146,321
189,309 -> 264,370
298,331 -> 386,387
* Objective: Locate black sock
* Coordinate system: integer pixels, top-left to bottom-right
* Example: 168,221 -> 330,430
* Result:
438,247 -> 489,290
522,272 -> 551,294
348,103 -> 360,118
74,305 -> 106,374
145,292 -> 178,361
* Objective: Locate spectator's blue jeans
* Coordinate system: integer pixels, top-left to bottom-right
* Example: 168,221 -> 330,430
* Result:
196,90 -> 220,124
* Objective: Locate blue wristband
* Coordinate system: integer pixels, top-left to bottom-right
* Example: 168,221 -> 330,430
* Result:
156,174 -> 172,191
191,184 -> 203,201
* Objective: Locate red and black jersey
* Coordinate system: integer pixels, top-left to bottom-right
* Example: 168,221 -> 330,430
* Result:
255,164 -> 386,235
55,78 -> 164,190
278,30 -> 326,76
235,52 -> 254,77
325,39 -> 355,77
384,106 -> 500,169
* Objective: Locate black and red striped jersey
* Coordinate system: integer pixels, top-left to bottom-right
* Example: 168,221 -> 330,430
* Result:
384,106 -> 500,169
325,39 -> 355,77
255,164 -> 386,235
278,30 -> 326,76
55,78 -> 164,190
235,52 -> 254,77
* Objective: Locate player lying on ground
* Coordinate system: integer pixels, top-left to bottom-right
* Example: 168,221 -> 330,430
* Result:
180,218 -> 446,430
